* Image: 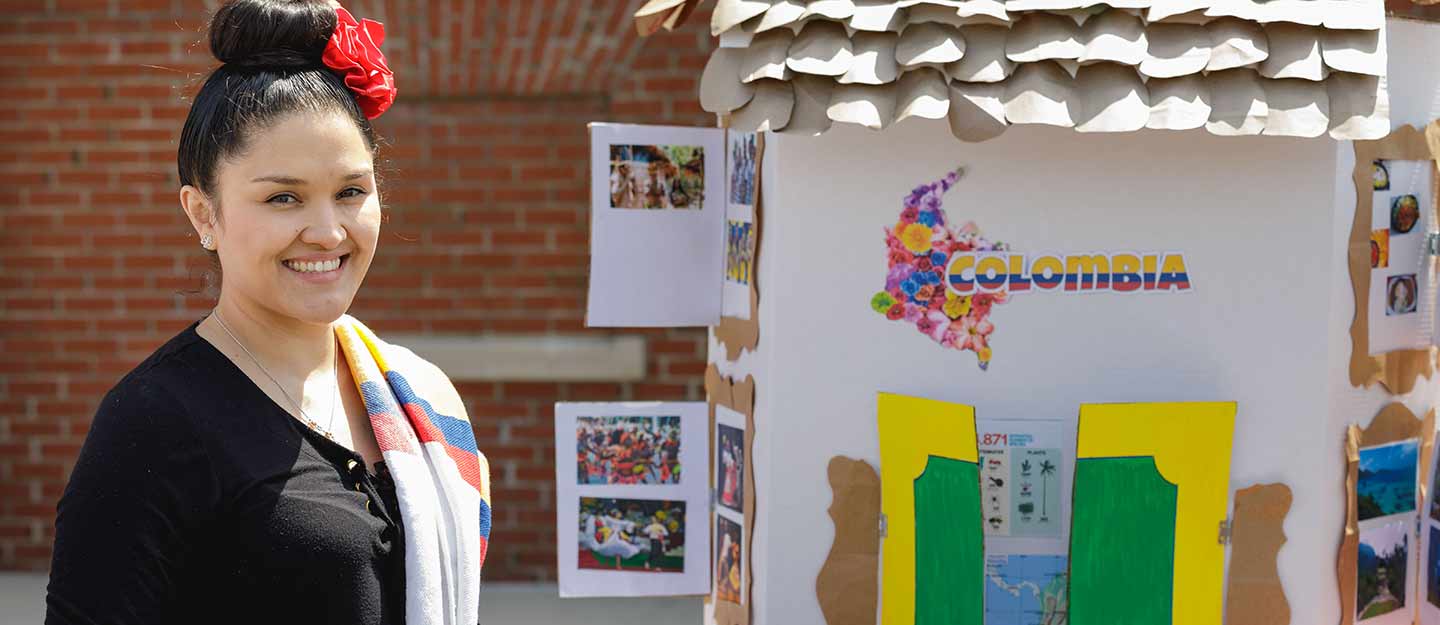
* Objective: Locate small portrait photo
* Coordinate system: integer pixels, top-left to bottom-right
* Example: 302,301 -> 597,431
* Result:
1391,194 -> 1421,235
576,416 -> 682,485
577,497 -> 685,573
716,423 -> 745,514
728,132 -> 757,206
1358,439 -> 1418,521
1371,229 -> 1389,269
608,144 -> 705,210
1386,274 -> 1419,317
725,220 -> 755,286
1357,520 -> 1409,620
715,514 -> 743,604
1374,160 -> 1391,191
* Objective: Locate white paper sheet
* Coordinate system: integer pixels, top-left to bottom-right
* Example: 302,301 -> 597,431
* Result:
1420,431 -> 1440,625
555,401 -> 711,597
723,131 -> 759,320
1356,439 -> 1421,625
587,124 -> 726,327
976,418 -> 1073,625
1367,158 -> 1433,355
714,404 -> 748,605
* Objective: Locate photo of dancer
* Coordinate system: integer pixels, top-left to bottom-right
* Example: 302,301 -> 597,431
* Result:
577,497 -> 686,573
576,416 -> 682,485
717,423 -> 745,514
716,514 -> 743,603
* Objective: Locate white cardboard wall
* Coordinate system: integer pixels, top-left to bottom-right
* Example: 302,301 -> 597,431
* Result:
708,18 -> 1440,625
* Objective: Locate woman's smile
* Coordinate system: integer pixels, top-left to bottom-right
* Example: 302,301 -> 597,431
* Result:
282,253 -> 350,284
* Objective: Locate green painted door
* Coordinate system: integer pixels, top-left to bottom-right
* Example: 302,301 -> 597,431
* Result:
1069,456 -> 1178,625
914,455 -> 983,625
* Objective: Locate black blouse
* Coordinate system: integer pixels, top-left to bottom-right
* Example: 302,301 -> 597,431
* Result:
45,317 -> 407,625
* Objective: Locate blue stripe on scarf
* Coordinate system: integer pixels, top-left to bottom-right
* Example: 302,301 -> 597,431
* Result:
384,370 -> 481,454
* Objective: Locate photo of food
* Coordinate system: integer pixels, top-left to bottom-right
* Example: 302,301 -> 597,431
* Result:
716,423 -> 745,514
1374,160 -> 1391,191
715,514 -> 743,603
609,144 -> 705,210
576,416 -> 681,485
1371,229 -> 1389,269
726,220 -> 754,286
729,132 -> 757,206
1359,439 -> 1419,521
1387,274 -> 1419,317
1392,194 -> 1421,234
1429,526 -> 1440,608
577,497 -> 685,573
1358,520 -> 1409,620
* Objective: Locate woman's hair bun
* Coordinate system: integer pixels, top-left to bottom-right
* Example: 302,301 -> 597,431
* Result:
209,0 -> 337,69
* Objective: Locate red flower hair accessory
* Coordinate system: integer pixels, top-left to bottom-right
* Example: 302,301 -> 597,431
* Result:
322,6 -> 396,120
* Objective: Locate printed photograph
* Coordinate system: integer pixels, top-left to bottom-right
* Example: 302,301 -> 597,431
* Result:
729,132 -> 757,206
716,514 -> 743,603
577,497 -> 685,573
576,416 -> 681,485
726,220 -> 754,286
1371,229 -> 1389,269
1392,194 -> 1421,234
1358,520 -> 1409,620
1386,274 -> 1419,317
1359,439 -> 1419,521
716,423 -> 745,514
608,144 -> 705,210
1429,526 -> 1440,608
1374,160 -> 1391,191
1431,454 -> 1440,523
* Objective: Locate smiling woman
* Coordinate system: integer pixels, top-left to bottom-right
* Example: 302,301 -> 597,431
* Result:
43,2 -> 491,625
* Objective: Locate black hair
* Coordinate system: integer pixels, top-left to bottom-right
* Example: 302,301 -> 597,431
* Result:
177,0 -> 388,296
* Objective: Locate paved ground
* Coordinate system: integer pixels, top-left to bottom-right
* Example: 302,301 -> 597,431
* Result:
0,572 -> 701,624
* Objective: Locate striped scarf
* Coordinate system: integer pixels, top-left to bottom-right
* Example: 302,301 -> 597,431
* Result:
334,315 -> 491,625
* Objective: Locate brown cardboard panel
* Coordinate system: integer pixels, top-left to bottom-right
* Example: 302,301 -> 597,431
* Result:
1348,123 -> 1440,394
1224,483 -> 1293,625
633,0 -> 702,35
716,133 -> 765,361
706,365 -> 757,625
1337,403 -> 1437,625
816,456 -> 881,625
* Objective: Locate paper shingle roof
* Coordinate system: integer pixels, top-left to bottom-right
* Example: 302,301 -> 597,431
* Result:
652,0 -> 1390,141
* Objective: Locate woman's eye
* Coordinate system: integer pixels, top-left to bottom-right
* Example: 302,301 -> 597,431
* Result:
340,187 -> 368,200
267,193 -> 298,204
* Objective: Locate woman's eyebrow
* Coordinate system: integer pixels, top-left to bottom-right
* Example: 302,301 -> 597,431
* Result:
250,170 -> 373,185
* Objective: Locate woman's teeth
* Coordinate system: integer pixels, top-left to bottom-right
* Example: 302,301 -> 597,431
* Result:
284,257 -> 342,273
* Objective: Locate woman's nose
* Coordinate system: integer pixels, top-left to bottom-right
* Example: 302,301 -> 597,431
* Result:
299,202 -> 347,248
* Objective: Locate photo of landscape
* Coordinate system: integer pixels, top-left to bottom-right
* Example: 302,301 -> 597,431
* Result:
1359,440 -> 1419,521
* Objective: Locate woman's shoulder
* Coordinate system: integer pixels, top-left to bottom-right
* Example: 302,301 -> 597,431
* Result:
95,319 -> 213,431
337,315 -> 469,421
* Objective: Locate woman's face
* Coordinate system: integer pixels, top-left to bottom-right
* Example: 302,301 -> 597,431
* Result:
183,110 -> 381,325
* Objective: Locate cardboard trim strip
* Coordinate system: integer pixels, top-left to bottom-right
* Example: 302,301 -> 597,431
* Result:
706,365 -> 757,625
1346,122 -> 1440,394
1223,483 -> 1293,625
716,131 -> 764,361
1337,403 -> 1437,625
815,456 -> 882,625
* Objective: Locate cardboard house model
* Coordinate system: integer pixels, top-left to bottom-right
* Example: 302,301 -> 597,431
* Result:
615,3 -> 1440,625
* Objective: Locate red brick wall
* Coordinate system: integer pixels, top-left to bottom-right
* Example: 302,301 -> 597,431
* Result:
0,0 -> 714,581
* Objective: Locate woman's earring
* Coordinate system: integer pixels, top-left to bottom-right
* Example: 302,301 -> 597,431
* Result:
200,234 -> 214,250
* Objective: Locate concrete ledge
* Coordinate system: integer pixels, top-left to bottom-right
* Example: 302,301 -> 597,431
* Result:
389,334 -> 648,382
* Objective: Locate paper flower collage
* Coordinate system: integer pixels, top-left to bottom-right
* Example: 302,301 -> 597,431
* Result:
872,168 -> 1008,370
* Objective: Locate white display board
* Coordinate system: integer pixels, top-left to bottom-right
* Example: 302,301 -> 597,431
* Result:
705,19 -> 1440,625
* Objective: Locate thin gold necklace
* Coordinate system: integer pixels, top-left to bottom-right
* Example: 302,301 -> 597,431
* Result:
211,309 -> 339,441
